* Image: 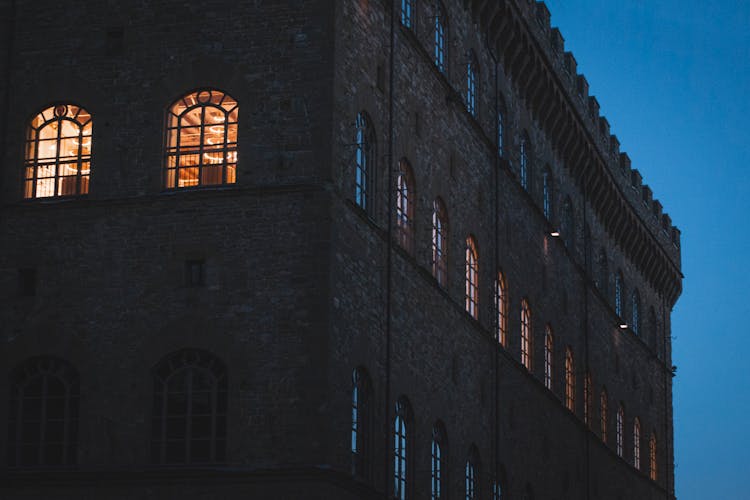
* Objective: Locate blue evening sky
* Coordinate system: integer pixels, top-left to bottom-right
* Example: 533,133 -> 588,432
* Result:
542,1 -> 750,498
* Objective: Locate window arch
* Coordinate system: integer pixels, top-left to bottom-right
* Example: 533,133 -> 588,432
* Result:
544,326 -> 553,390
565,347 -> 575,412
466,51 -> 478,117
520,298 -> 532,370
24,104 -> 92,198
584,372 -> 593,427
151,349 -> 228,464
633,417 -> 642,470
495,271 -> 508,346
352,367 -> 372,477
393,397 -> 413,500
396,159 -> 415,252
465,445 -> 480,500
616,403 -> 625,457
600,388 -> 608,443
520,133 -> 530,190
354,111 -> 375,212
631,290 -> 641,335
434,2 -> 447,73
432,198 -> 449,286
465,236 -> 479,319
542,167 -> 553,220
9,356 -> 80,467
401,0 -> 414,28
614,271 -> 624,317
165,89 -> 238,189
649,433 -> 658,480
431,421 -> 448,500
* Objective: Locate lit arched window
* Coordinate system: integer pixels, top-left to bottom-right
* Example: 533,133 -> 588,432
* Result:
465,446 -> 480,500
565,347 -> 575,412
614,271 -> 624,317
616,404 -> 625,457
633,417 -> 642,470
355,112 -> 375,212
151,349 -> 227,464
649,433 -> 658,480
401,0 -> 413,28
466,52 -> 478,117
543,326 -> 553,390
600,388 -> 608,443
165,89 -> 238,189
465,236 -> 479,319
434,3 -> 447,73
432,199 -> 449,286
25,104 -> 92,198
431,422 -> 447,500
352,367 -> 372,477
631,290 -> 641,335
542,167 -> 552,220
584,372 -> 593,427
393,397 -> 412,500
495,271 -> 508,346
9,357 -> 80,467
520,133 -> 530,190
396,159 -> 415,252
520,298 -> 532,370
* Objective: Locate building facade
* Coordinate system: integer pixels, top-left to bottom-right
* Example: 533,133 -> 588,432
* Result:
0,1 -> 682,499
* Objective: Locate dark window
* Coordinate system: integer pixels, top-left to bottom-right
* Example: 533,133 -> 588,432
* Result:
24,104 -> 92,198
151,349 -> 227,464
542,168 -> 552,220
520,133 -> 530,190
165,89 -> 238,188
600,388 -> 609,443
401,0 -> 413,28
465,446 -> 480,500
544,327 -> 553,390
355,112 -> 375,213
615,271 -> 624,317
434,3 -> 447,72
466,52 -> 478,117
185,260 -> 205,287
18,268 -> 37,297
8,357 -> 79,467
351,367 -> 372,477
431,422 -> 447,500
393,397 -> 413,499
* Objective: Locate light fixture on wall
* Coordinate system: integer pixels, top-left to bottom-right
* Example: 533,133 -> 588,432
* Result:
619,323 -> 628,330
550,230 -> 560,237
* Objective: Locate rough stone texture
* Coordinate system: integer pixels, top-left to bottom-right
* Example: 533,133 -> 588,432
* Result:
0,1 -> 680,499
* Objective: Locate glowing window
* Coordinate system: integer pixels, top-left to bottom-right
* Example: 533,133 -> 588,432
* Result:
614,271 -> 624,317
465,236 -> 479,319
431,422 -> 446,500
495,272 -> 508,346
434,3 -> 447,72
520,134 -> 530,190
165,89 -> 238,189
396,159 -> 415,252
543,327 -> 553,390
616,404 -> 624,457
24,104 -> 92,198
466,53 -> 478,117
631,290 -> 641,335
649,433 -> 658,480
565,348 -> 575,412
600,388 -> 608,443
401,0 -> 413,28
352,368 -> 371,477
465,447 -> 479,500
393,398 -> 411,500
9,357 -> 79,467
432,199 -> 449,286
520,299 -> 532,370
584,372 -> 593,427
151,349 -> 227,464
354,112 -> 375,212
633,418 -> 642,470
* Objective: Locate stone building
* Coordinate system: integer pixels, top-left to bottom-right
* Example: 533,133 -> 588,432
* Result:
0,0 -> 682,499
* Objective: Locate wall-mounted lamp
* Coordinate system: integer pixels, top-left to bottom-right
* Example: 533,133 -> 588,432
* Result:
619,323 -> 628,330
550,230 -> 560,237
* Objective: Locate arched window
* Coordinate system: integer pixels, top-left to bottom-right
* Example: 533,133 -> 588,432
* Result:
165,89 -> 238,189
565,347 -> 575,412
434,2 -> 447,73
520,298 -> 532,370
9,357 -> 80,467
649,433 -> 658,480
393,397 -> 413,499
543,326 -> 553,390
431,422 -> 447,500
466,52 -> 478,117
401,0 -> 414,28
614,271 -> 624,317
465,236 -> 479,319
432,199 -> 449,286
542,167 -> 552,220
561,197 -> 574,247
600,388 -> 608,443
520,133 -> 530,190
584,372 -> 593,427
151,349 -> 227,464
465,446 -> 480,500
633,417 -> 642,470
24,104 -> 92,198
631,290 -> 641,335
495,271 -> 508,346
598,249 -> 609,295
396,159 -> 415,252
616,404 -> 625,457
352,367 -> 372,477
355,112 -> 375,212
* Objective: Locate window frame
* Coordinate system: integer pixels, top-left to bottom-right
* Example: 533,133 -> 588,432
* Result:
520,298 -> 532,371
466,52 -> 478,117
393,397 -> 412,500
616,404 -> 625,458
564,347 -> 575,412
434,2 -> 447,73
431,422 -> 447,500
351,367 -> 372,478
465,236 -> 479,320
354,111 -> 375,213
600,388 -> 609,444
544,326 -> 553,390
633,417 -> 642,470
396,159 -> 415,253
432,199 -> 449,287
520,133 -> 530,191
401,0 -> 414,28
495,271 -> 508,346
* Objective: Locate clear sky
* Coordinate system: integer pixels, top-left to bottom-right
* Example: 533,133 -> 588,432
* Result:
542,1 -> 750,498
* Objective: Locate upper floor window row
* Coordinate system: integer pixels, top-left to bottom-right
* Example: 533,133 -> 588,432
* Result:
23,90 -> 238,200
